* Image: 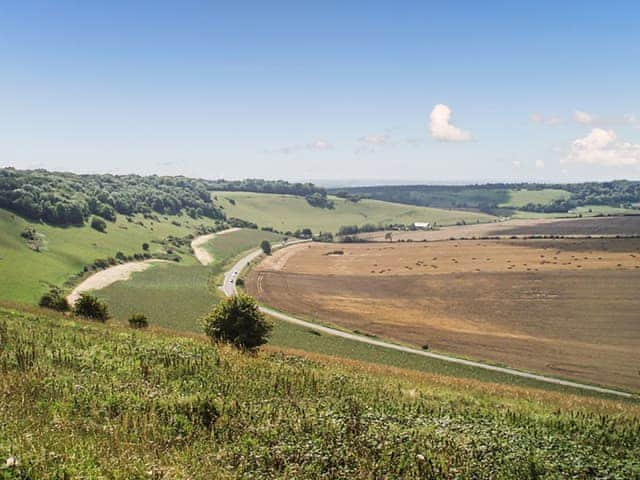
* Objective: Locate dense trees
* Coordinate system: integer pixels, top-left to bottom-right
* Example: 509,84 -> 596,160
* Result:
0,168 -> 338,226
0,168 -> 225,226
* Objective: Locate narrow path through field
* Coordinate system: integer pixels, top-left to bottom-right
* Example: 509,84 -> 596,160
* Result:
223,245 -> 636,399
191,228 -> 241,265
67,259 -> 168,305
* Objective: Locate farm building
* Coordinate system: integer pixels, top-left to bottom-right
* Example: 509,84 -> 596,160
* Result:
413,222 -> 432,230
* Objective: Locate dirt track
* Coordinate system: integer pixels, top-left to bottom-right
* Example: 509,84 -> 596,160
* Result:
67,260 -> 167,305
190,227 -> 241,265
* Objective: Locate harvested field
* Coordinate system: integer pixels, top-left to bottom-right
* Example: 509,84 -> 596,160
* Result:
356,216 -> 640,242
494,215 -> 640,236
248,239 -> 640,391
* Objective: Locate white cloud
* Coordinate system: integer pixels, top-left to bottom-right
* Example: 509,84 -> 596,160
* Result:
529,113 -> 563,126
429,104 -> 472,142
359,134 -> 389,145
267,138 -> 333,154
547,115 -> 563,126
307,139 -> 332,151
565,128 -> 640,166
574,110 -> 594,125
535,159 -> 545,168
529,113 -> 544,124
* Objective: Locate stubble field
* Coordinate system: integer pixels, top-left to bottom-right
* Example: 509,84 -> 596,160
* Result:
247,238 -> 640,391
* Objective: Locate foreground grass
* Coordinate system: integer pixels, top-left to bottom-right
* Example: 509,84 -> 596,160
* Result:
214,191 -> 496,233
1,306 -> 639,479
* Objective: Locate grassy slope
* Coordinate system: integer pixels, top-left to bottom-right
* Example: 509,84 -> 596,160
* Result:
214,191 -> 496,233
0,208 -> 221,304
500,188 -> 571,208
1,306 -> 638,479
96,229 -> 283,330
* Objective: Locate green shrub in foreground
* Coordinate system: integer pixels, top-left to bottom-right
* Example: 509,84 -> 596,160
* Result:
39,287 -> 70,312
128,313 -> 149,329
201,294 -> 272,350
73,293 -> 109,322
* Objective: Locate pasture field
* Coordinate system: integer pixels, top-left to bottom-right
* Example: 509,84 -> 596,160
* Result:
213,191 -> 496,233
247,239 -> 640,391
499,188 -> 571,208
0,207 -> 220,304
96,229 -> 283,330
201,228 -> 283,264
2,306 -> 639,479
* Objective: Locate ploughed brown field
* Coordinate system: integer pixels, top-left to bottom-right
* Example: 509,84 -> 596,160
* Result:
247,239 -> 640,391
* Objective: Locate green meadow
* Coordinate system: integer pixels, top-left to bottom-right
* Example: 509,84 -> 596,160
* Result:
1,306 -> 638,479
213,191 -> 496,233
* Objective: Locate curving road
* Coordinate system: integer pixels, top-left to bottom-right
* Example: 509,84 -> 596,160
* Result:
222,243 -> 636,399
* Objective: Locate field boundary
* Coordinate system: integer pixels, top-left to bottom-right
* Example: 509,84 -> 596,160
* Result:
223,244 -> 637,399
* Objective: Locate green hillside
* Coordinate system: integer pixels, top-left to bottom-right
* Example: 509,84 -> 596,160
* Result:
214,191 -> 496,233
1,306 -> 638,479
499,188 -> 571,208
96,229 -> 284,331
0,207 -> 222,304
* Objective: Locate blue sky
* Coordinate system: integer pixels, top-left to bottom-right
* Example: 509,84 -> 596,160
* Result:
1,1 -> 639,183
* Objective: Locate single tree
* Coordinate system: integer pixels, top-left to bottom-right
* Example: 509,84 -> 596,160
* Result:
142,242 -> 150,251
73,293 -> 109,322
90,216 -> 107,233
201,294 -> 272,350
260,240 -> 272,255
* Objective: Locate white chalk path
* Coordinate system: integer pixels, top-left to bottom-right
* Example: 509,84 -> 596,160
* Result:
67,259 -> 168,305
191,228 -> 241,265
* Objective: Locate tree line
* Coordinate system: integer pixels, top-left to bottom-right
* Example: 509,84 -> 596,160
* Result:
0,168 -> 335,226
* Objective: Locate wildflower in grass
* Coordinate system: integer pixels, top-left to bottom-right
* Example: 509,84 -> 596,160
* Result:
5,456 -> 18,467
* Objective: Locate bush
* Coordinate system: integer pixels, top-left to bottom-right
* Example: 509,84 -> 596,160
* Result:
128,313 -> 148,328
260,240 -> 271,255
73,293 -> 109,321
201,294 -> 272,350
142,242 -> 150,251
90,216 -> 107,233
39,287 -> 70,312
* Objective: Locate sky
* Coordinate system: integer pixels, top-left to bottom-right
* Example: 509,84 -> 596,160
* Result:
1,1 -> 639,184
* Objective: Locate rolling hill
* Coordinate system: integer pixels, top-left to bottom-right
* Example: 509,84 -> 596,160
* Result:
214,191 -> 496,234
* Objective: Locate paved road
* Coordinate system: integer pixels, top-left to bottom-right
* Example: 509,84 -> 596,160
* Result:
222,243 -> 636,399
